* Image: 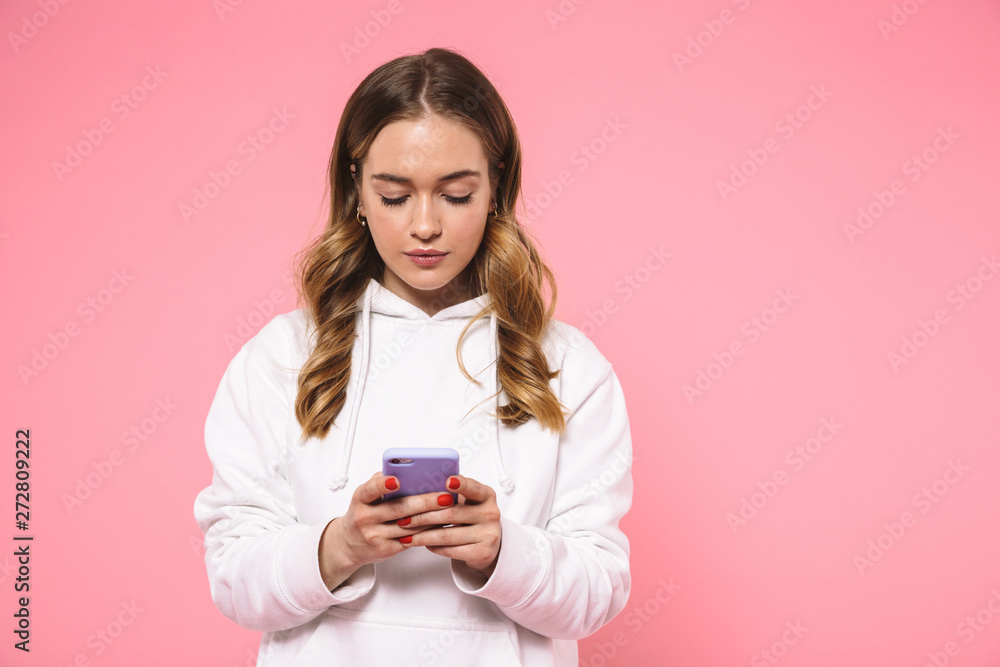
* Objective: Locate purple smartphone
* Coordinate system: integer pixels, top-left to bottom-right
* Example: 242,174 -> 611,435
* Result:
382,447 -> 460,502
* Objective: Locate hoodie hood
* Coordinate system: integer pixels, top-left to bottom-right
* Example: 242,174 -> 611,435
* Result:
328,278 -> 515,494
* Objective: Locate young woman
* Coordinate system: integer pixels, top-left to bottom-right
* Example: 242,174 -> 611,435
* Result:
194,47 -> 633,666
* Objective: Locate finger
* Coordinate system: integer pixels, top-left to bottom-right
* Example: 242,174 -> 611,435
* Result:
354,471 -> 398,505
404,499 -> 486,528
405,524 -> 492,548
370,490 -> 454,526
405,526 -> 464,548
445,475 -> 493,505
395,522 -> 439,547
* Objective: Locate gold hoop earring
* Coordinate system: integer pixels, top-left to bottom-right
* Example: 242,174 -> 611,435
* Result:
356,205 -> 367,227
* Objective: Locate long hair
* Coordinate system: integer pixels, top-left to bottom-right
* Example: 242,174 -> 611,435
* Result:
294,47 -> 565,439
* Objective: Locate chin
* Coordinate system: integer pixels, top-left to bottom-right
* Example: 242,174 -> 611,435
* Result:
396,270 -> 455,292
411,277 -> 458,292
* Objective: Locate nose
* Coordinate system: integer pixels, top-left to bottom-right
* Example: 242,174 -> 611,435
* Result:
410,195 -> 441,240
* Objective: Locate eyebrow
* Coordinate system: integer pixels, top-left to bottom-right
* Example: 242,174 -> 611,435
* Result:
370,169 -> 481,184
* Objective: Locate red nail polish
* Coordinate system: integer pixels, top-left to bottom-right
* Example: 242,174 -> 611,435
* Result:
438,494 -> 454,506
385,477 -> 398,491
399,535 -> 412,544
448,477 -> 460,490
397,516 -> 411,527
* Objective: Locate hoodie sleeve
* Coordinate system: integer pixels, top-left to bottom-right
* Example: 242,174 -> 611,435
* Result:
193,316 -> 373,632
453,325 -> 633,639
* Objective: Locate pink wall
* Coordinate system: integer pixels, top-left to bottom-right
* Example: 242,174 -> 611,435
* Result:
3,1 -> 999,665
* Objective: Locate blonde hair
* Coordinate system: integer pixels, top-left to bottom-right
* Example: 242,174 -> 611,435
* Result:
294,47 -> 565,438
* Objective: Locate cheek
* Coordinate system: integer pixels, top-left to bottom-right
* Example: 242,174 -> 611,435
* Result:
456,216 -> 488,250
365,221 -> 403,260
366,209 -> 407,238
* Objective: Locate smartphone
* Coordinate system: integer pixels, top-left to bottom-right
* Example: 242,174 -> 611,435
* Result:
382,447 -> 460,502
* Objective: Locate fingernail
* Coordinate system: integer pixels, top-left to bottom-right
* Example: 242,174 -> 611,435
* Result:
385,477 -> 398,491
448,477 -> 460,490
399,535 -> 412,545
397,516 -> 411,527
438,494 -> 454,506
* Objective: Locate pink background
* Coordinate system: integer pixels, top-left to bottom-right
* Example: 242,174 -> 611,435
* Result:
3,1 -> 1000,665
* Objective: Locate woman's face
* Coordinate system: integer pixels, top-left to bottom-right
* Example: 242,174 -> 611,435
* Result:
356,114 -> 493,315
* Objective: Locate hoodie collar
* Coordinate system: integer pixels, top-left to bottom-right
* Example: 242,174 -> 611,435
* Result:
368,279 -> 491,321
328,278 -> 515,494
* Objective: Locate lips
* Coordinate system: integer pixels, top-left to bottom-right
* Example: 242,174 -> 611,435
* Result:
404,249 -> 448,267
405,249 -> 446,256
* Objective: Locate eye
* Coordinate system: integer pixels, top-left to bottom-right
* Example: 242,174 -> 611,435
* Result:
379,193 -> 474,207
380,195 -> 408,208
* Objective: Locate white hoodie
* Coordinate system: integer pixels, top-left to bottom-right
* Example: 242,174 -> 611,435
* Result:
193,278 -> 633,666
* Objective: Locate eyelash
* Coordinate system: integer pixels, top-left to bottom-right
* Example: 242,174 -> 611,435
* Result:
379,194 -> 474,208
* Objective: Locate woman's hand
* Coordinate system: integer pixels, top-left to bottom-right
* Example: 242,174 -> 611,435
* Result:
400,474 -> 503,576
318,472 -> 445,590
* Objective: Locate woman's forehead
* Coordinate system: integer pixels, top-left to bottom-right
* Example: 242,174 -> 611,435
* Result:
365,116 -> 487,179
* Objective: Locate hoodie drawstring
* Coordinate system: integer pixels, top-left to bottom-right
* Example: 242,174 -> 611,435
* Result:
329,287 -> 373,491
488,312 -> 515,493
328,280 -> 514,494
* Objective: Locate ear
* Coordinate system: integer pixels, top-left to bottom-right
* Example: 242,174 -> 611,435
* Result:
350,163 -> 362,207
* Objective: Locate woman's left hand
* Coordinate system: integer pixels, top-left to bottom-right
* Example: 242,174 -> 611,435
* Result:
400,474 -> 502,576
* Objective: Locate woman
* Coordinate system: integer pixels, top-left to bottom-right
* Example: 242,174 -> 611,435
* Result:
194,47 -> 633,666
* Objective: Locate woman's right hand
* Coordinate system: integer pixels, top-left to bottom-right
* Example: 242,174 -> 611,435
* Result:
317,471 -> 439,590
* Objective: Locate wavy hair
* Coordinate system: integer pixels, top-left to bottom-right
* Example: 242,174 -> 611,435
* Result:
294,47 -> 565,439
